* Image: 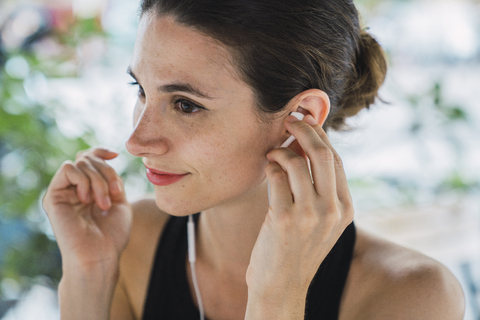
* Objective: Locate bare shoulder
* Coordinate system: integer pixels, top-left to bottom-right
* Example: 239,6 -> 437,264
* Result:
118,197 -> 171,319
126,197 -> 171,252
340,226 -> 465,320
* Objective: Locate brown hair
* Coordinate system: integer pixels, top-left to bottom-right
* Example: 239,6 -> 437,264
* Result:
140,0 -> 387,131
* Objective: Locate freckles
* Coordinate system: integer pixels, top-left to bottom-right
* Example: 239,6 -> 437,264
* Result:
191,138 -> 223,161
194,123 -> 230,159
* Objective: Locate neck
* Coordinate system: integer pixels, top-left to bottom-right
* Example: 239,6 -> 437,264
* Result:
195,179 -> 270,281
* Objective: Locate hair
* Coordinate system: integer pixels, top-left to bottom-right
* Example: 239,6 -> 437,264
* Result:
139,0 -> 387,131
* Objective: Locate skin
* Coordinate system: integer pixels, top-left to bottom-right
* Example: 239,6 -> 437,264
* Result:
43,11 -> 465,320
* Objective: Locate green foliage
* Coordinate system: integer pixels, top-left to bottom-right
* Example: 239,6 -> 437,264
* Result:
438,171 -> 480,193
432,83 -> 468,122
0,63 -> 94,293
2,232 -> 62,283
0,8 -> 145,299
408,80 -> 470,138
0,11 -> 108,296
0,68 -> 92,218
74,18 -> 105,38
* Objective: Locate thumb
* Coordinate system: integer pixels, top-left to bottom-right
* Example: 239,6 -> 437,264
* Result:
289,140 -> 308,162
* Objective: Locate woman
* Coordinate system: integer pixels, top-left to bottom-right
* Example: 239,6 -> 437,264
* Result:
42,0 -> 465,319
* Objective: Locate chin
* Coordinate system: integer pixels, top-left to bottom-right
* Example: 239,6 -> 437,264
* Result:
153,189 -> 203,216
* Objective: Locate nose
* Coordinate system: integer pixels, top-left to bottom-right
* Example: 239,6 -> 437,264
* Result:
125,103 -> 169,157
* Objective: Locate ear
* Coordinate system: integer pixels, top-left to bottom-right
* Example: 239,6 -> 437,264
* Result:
282,89 -> 330,158
290,89 -> 330,126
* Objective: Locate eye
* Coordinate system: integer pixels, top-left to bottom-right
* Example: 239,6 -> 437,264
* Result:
128,81 -> 145,98
174,98 -> 205,115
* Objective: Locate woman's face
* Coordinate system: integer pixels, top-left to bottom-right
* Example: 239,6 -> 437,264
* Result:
125,12 -> 288,215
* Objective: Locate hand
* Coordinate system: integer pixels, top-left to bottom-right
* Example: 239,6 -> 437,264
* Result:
43,148 -> 132,273
246,114 -> 354,300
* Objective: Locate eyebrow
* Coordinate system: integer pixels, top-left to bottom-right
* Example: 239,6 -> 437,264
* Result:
127,67 -> 214,100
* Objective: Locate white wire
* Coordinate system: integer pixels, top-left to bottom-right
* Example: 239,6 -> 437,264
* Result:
187,214 -> 205,320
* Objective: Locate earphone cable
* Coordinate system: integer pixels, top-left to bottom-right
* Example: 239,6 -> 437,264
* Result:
187,214 -> 205,320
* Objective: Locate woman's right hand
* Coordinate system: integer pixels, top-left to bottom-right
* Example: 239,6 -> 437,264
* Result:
43,148 -> 132,273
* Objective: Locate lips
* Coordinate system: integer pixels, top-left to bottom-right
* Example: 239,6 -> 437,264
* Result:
145,167 -> 189,186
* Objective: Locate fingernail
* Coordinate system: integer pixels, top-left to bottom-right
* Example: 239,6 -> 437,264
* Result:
304,115 -> 317,126
287,115 -> 301,123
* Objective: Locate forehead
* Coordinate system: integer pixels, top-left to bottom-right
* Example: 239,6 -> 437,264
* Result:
131,12 -> 241,91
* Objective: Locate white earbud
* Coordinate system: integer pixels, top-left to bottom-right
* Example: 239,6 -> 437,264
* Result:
280,112 -> 305,148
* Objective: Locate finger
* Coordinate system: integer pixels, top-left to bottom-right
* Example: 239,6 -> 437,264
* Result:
49,160 -> 91,204
266,148 -> 316,203
76,147 -> 118,160
85,155 -> 127,203
305,116 -> 352,203
284,118 -> 336,199
265,162 -> 293,213
75,158 -> 112,210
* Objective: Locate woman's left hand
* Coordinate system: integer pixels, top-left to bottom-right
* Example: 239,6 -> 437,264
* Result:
246,114 -> 354,313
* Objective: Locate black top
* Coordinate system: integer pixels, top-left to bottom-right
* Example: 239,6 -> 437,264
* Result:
142,213 -> 356,320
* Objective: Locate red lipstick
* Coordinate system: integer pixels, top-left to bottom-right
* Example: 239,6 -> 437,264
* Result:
145,167 -> 188,186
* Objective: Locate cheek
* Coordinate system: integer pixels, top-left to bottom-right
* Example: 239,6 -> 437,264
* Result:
197,126 -> 274,186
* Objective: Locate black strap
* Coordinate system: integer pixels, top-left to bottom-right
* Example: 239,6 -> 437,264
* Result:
305,222 -> 356,319
142,213 -> 356,320
142,214 -> 200,319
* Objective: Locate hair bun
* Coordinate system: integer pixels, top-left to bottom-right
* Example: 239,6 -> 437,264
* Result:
329,30 -> 387,131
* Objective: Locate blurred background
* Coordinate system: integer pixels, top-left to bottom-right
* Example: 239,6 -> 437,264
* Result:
0,0 -> 479,319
